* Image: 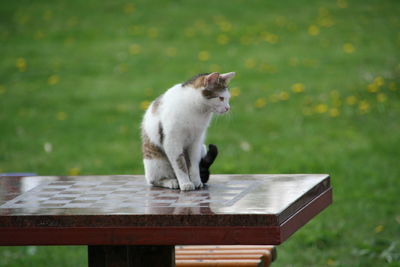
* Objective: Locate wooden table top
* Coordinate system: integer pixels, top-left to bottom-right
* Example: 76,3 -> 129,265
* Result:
0,174 -> 332,246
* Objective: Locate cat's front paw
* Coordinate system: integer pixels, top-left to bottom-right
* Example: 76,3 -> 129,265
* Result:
179,181 -> 195,191
192,179 -> 204,189
165,179 -> 179,189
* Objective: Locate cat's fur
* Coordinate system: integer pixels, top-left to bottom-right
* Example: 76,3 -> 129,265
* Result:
200,144 -> 218,184
141,72 -> 235,191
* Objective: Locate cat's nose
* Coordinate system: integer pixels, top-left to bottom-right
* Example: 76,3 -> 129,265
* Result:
225,106 -> 230,112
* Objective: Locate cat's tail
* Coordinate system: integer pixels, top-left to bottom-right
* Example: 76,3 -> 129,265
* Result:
200,144 -> 218,184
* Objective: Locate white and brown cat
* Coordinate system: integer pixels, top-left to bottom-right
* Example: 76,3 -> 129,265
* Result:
141,72 -> 235,191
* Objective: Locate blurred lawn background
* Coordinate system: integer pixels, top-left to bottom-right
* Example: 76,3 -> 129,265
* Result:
1,0 -> 400,266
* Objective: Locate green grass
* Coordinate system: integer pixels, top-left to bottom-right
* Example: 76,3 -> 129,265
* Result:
1,0 -> 400,266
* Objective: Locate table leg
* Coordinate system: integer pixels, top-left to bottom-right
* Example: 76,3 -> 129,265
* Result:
88,245 -> 175,267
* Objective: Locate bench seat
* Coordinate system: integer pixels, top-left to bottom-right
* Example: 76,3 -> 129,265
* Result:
176,245 -> 276,267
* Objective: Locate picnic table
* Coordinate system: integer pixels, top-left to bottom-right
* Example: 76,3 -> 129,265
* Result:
0,174 -> 332,266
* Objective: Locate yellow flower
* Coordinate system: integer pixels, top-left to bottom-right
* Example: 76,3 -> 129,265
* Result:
374,225 -> 384,233
48,74 -> 60,85
231,87 -> 240,98
43,10 -> 53,21
346,96 -> 357,105
240,35 -> 252,45
269,94 -> 279,103
219,21 -> 232,32
373,76 -> 384,87
244,58 -> 256,69
123,3 -> 135,14
308,25 -> 320,36
117,63 -> 128,73
279,92 -> 289,101
140,101 -> 150,111
16,58 -> 27,72
195,20 -> 206,30
291,83 -> 305,93
332,98 -> 342,107
34,30 -> 45,40
274,16 -> 286,27
327,258 -> 336,266
367,83 -> 379,93
330,90 -> 340,98
377,93 -> 387,103
343,43 -> 355,54
147,27 -> 159,39
184,27 -> 196,37
289,57 -> 299,67
259,63 -> 277,73
17,14 -> 30,25
217,34 -> 229,45
262,32 -> 279,44
56,111 -> 67,120
68,167 -> 80,176
165,47 -> 176,57
67,17 -> 79,28
129,44 -> 141,55
330,91 -> 341,107
315,104 -> 328,113
0,85 -> 6,95
358,100 -> 370,114
303,58 -> 318,67
129,25 -> 143,35
329,108 -> 340,117
255,98 -> 266,108
198,51 -> 210,62
337,0 -> 348,8
318,17 -> 335,28
119,125 -> 128,134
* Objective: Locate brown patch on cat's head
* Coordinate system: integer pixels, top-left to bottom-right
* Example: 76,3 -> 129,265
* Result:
202,89 -> 218,99
183,72 -> 236,99
182,73 -> 209,89
205,73 -> 227,92
202,73 -> 228,99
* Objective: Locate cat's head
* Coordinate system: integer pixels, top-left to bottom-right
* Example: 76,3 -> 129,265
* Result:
183,72 -> 236,114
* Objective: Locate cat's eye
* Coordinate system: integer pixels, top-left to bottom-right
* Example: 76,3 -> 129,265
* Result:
219,97 -> 224,101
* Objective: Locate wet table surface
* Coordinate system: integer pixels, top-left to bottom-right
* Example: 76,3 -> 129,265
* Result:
0,174 -> 332,246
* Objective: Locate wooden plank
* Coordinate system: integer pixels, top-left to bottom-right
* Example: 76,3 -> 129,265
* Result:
176,259 -> 263,267
176,245 -> 276,261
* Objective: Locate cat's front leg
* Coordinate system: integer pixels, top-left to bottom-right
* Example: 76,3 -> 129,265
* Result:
188,141 -> 203,189
163,139 -> 195,191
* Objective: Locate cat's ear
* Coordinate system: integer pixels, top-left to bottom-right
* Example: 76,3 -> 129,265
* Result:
205,72 -> 220,86
220,72 -> 236,84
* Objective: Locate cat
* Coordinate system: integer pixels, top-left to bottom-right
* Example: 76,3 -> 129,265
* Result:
141,72 -> 235,190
